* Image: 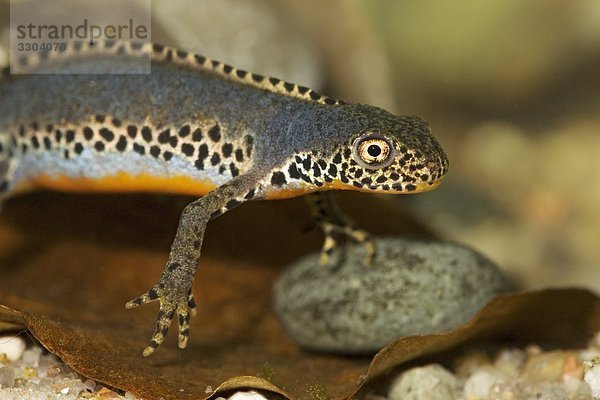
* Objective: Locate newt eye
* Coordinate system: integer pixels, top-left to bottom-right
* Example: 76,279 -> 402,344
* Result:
353,134 -> 394,169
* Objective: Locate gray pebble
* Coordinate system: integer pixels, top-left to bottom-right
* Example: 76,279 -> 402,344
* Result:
273,237 -> 512,354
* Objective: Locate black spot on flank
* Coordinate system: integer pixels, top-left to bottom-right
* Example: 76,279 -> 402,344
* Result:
288,164 -> 301,179
211,153 -> 221,166
54,129 -> 62,142
244,189 -> 255,200
219,165 -> 226,174
297,86 -> 309,95
64,149 -> 71,159
236,69 -> 247,79
361,177 -> 373,185
244,135 -> 254,157
194,54 -> 206,64
309,91 -> 320,101
235,148 -> 244,162
74,142 -> 84,154
94,141 -> 105,152
211,60 -> 220,68
271,171 -> 286,186
251,73 -> 263,82
99,128 -> 115,142
223,64 -> 233,74
230,163 -> 239,177
176,49 -> 187,58
226,199 -> 241,210
181,143 -> 194,157
133,143 -> 145,155
382,184 -> 390,190
65,129 -> 75,143
178,125 -> 190,138
112,117 -> 122,127
283,82 -> 294,92
343,148 -> 352,159
31,136 -> 39,149
302,157 -> 312,171
95,114 -> 105,123
43,137 -> 52,150
150,145 -> 161,158
192,128 -> 202,142
421,174 -> 429,181
45,124 -> 53,133
405,184 -> 417,191
165,49 -> 173,62
208,125 -> 221,142
116,135 -> 127,152
195,159 -> 204,170
163,151 -> 173,161
127,125 -> 137,138
376,175 -> 387,183
312,164 -> 321,177
82,126 -> 93,141
222,143 -> 233,157
31,121 -> 39,131
141,126 -> 152,142
354,169 -> 363,178
21,143 -> 28,153
353,181 -> 363,188
340,173 -> 349,184
328,164 -> 338,177
269,77 -> 280,86
324,97 -> 336,105
332,153 -> 342,164
198,144 -> 209,161
158,129 -> 170,144
389,172 -> 400,181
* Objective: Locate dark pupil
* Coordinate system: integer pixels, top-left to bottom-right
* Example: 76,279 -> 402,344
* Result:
367,144 -> 381,157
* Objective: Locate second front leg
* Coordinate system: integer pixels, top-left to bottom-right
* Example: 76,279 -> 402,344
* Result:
304,191 -> 375,267
126,174 -> 261,356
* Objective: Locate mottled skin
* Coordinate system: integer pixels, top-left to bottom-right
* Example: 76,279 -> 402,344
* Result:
0,41 -> 448,355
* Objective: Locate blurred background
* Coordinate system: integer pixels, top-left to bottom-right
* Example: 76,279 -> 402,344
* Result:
1,0 -> 599,289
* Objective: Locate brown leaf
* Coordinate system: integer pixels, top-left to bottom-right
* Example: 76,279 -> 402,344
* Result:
0,192 -> 598,400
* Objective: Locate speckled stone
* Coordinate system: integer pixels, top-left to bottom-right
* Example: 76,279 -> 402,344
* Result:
273,238 -> 512,354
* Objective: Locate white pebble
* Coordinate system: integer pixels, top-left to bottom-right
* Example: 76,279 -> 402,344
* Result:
463,370 -> 502,400
584,357 -> 600,399
0,336 -> 26,362
228,391 -> 268,400
388,364 -> 459,400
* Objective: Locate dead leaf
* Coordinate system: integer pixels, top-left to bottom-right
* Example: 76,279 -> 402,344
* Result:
0,192 -> 598,400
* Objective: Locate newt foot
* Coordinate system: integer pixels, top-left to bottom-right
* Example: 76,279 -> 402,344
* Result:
125,287 -> 197,356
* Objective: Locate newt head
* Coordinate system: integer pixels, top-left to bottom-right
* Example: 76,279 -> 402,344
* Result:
320,103 -> 449,195
265,102 -> 449,199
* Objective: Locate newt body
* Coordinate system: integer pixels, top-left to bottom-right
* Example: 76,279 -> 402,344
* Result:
0,41 -> 448,355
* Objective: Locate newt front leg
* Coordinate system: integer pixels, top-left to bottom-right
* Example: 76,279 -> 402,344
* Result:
126,172 -> 262,356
